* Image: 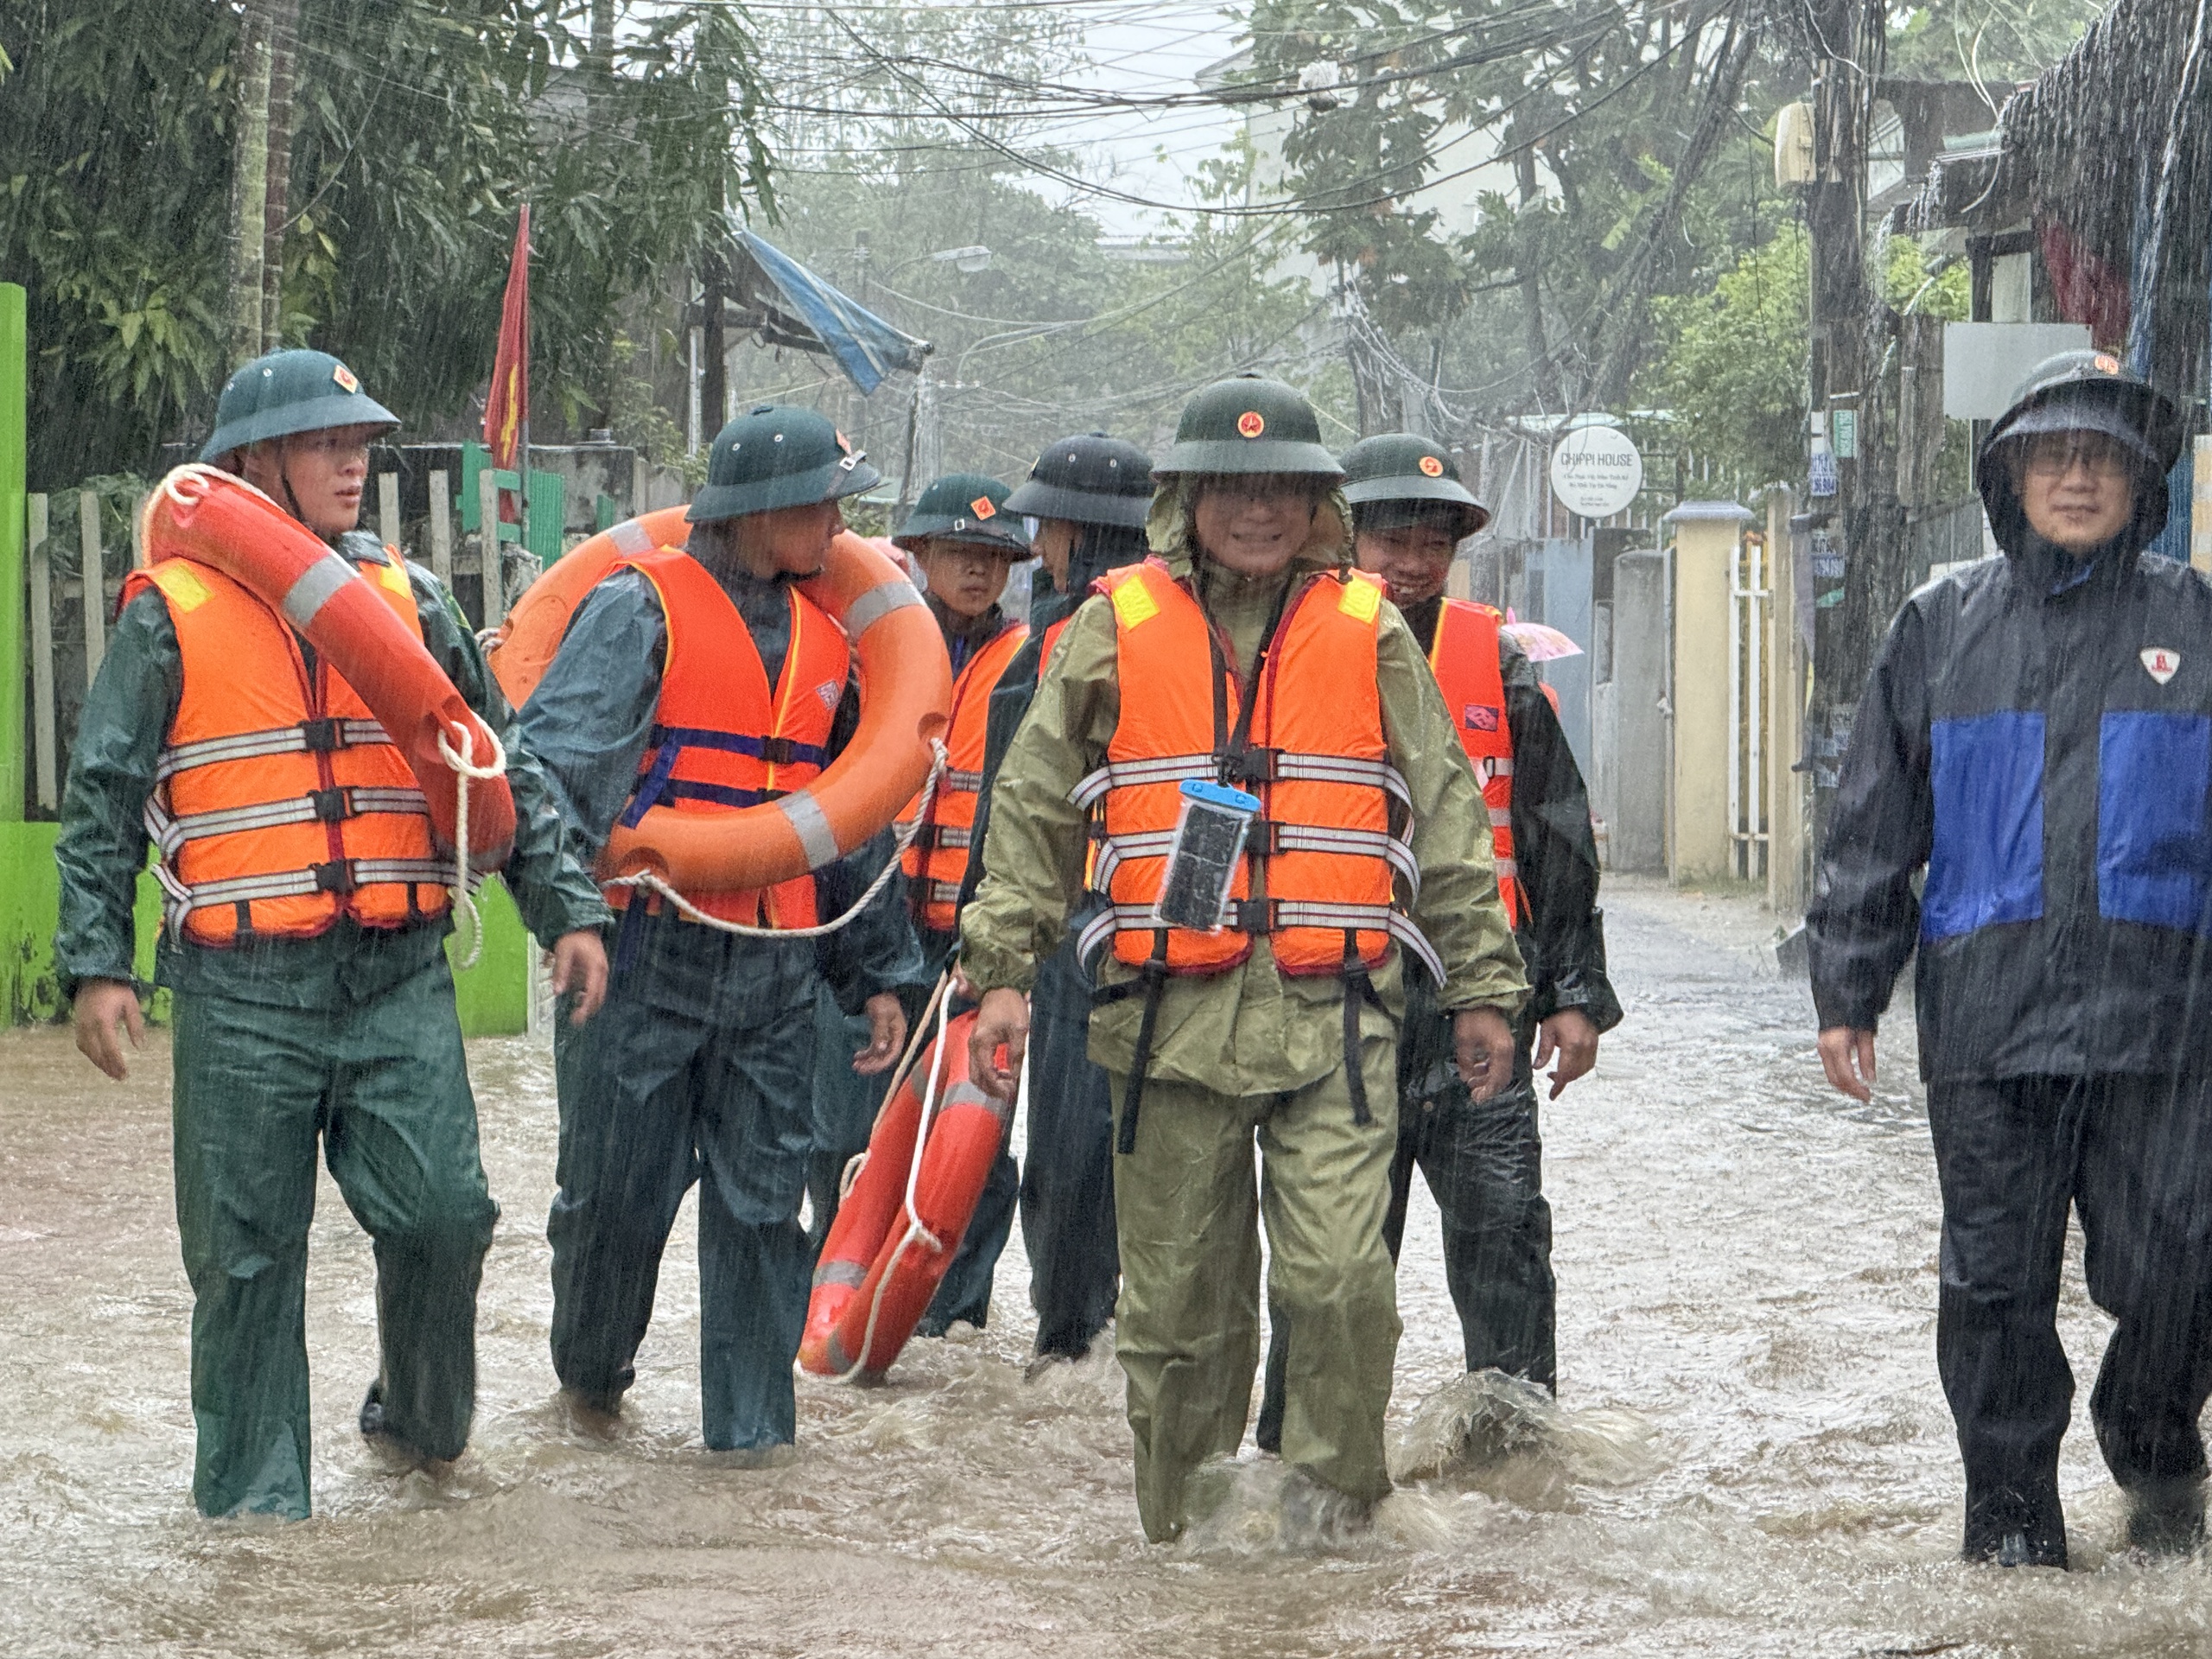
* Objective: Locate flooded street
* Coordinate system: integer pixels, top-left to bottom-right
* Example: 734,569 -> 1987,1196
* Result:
3,876 -> 2209,1656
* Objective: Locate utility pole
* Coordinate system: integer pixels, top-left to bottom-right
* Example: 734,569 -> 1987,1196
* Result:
1802,0 -> 1875,829
1512,139 -> 1564,415
698,48 -> 730,442
700,240 -> 727,443
227,0 -> 273,363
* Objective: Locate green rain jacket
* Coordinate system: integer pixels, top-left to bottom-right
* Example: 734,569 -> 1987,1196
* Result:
958,483 -> 1529,1097
54,530 -> 610,1008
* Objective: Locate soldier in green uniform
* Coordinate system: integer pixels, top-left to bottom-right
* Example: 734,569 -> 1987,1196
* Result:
57,348 -> 611,1520
959,375 -> 1528,1541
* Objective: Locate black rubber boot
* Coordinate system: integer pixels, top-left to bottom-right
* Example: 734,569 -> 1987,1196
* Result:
1963,1486 -> 2068,1568
2126,1480 -> 2207,1555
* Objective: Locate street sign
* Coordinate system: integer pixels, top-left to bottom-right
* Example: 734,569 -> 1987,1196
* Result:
1550,423 -> 1644,519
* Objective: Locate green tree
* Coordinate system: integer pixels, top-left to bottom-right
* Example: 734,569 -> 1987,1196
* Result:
0,0 -> 234,483
1637,224 -> 1810,490
1632,226 -> 1970,493
0,0 -> 772,485
1244,0 -> 1796,421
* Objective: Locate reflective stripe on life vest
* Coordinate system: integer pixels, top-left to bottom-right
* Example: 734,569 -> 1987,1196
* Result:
609,547 -> 849,927
1427,599 -> 1524,929
899,619 -> 1027,933
1073,558 -> 1436,978
127,550 -> 454,946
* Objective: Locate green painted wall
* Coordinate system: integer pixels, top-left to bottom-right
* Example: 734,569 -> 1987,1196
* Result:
0,285 -> 24,823
0,823 -> 530,1035
449,880 -> 532,1036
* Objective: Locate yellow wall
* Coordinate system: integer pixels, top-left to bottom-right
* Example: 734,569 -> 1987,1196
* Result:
1669,519 -> 1738,882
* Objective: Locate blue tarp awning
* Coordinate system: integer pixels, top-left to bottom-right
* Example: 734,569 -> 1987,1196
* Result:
728,227 -> 932,396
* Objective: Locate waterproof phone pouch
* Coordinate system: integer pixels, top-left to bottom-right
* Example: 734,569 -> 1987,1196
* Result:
1153,779 -> 1262,932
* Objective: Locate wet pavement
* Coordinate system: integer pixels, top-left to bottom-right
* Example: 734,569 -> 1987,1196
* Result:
3,875 -> 2208,1656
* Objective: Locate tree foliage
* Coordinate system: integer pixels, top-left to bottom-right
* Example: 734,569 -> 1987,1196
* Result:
0,0 -> 771,486
1243,0 -> 1802,422
1637,224 -> 1811,490
1634,225 -> 1972,492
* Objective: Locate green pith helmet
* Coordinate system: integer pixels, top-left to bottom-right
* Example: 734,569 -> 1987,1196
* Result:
1979,350 -> 2185,547
686,404 -> 882,524
893,473 -> 1032,556
1339,433 -> 1491,538
1004,433 -> 1155,529
1154,374 -> 1343,480
200,349 -> 399,462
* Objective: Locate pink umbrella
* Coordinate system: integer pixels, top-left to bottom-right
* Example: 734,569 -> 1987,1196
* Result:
1499,614 -> 1583,661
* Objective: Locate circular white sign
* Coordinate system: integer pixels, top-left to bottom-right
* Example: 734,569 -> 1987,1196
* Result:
1549,423 -> 1644,519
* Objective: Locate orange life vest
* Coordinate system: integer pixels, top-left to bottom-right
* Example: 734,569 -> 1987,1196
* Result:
1426,600 -> 1524,929
608,547 -> 849,927
899,618 -> 1027,933
129,550 -> 454,947
1070,559 -> 1439,980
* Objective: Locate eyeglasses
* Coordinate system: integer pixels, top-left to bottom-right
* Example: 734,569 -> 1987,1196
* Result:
289,429 -> 374,466
2021,435 -> 2132,480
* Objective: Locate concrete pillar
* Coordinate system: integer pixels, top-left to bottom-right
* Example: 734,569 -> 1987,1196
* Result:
1665,501 -> 1754,883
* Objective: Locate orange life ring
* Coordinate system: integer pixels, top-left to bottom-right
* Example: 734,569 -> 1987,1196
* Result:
139,467 -> 517,862
488,513 -> 951,892
798,1008 -> 1009,1379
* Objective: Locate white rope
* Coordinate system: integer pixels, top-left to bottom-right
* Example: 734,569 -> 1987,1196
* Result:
829,987 -> 953,1383
837,969 -> 953,1200
602,738 -> 952,941
436,720 -> 509,971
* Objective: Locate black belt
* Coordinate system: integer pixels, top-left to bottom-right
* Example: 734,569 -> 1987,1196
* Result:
1094,931 -> 1171,1156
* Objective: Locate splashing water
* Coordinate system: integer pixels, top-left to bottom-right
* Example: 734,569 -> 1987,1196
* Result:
1390,1367 -> 1669,1495
8,879 -> 2212,1656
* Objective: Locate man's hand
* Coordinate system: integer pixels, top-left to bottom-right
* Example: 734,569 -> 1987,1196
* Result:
73,979 -> 145,1081
1534,1009 -> 1599,1100
1452,1006 -> 1516,1102
853,993 -> 906,1076
969,987 -> 1030,1102
548,930 -> 610,1025
1818,1026 -> 1877,1101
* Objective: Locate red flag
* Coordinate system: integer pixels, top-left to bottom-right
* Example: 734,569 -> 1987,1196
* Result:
485,205 -> 530,470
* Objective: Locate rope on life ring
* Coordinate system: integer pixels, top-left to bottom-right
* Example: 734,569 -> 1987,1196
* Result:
599,739 -> 951,942
435,720 -> 509,970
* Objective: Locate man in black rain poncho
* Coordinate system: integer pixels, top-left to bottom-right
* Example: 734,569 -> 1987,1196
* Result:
1810,352 -> 2205,1567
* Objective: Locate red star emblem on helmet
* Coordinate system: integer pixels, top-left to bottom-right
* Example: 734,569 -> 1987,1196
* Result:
1237,410 -> 1266,438
1418,454 -> 1445,477
971,496 -> 997,518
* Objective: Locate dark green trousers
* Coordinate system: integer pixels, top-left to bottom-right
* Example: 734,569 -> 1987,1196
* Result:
549,907 -> 817,1450
171,958 -> 496,1519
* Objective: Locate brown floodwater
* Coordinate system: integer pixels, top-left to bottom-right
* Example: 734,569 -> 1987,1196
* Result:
3,878 -> 2207,1656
